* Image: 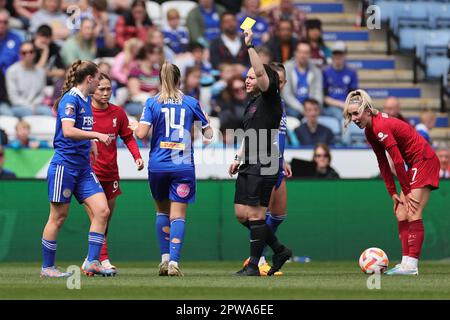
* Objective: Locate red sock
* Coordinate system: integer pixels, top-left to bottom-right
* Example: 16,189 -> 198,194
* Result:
100,238 -> 109,262
397,220 -> 409,256
408,219 -> 424,259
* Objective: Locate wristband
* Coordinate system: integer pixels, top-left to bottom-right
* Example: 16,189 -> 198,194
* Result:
247,43 -> 255,49
234,154 -> 242,162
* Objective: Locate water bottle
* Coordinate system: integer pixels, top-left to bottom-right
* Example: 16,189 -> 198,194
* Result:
292,256 -> 311,263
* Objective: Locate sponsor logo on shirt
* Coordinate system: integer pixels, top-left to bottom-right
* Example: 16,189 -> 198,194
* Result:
82,116 -> 93,130
377,132 -> 388,142
65,103 -> 75,116
160,141 -> 185,150
176,184 -> 190,198
80,108 -> 85,114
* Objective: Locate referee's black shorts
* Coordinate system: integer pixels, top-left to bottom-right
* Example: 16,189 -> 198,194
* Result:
234,172 -> 279,207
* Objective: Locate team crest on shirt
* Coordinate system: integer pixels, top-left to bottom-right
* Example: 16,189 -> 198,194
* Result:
112,118 -> 117,127
176,184 -> 190,198
80,108 -> 85,114
65,103 -> 75,116
377,132 -> 388,142
63,189 -> 72,198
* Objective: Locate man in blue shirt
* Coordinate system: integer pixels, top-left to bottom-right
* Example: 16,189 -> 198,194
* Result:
0,9 -> 22,74
322,41 -> 358,120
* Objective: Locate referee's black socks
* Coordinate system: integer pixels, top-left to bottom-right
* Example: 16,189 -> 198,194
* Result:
265,224 -> 285,254
248,220 -> 267,267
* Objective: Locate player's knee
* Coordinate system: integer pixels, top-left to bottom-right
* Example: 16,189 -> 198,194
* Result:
95,206 -> 111,222
52,214 -> 68,229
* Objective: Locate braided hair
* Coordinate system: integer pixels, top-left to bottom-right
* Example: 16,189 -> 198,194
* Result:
53,60 -> 98,111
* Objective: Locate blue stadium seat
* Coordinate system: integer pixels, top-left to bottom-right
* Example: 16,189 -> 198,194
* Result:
424,46 -> 450,78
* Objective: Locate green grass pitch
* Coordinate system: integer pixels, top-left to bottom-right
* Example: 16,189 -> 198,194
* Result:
1,261 -> 450,299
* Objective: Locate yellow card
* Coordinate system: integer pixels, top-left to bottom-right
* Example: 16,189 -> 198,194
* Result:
240,17 -> 256,30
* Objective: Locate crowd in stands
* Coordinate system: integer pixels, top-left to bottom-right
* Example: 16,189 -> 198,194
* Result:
0,0 -> 448,180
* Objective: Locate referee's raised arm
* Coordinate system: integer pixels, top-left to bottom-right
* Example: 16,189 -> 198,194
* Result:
244,29 -> 270,92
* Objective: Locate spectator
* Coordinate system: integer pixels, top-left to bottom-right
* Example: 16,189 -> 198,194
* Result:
0,8 -> 22,74
12,0 -> 41,29
33,24 -> 65,84
236,0 -> 270,47
129,43 -> 162,95
9,119 -> 49,149
0,145 -> 16,179
0,128 -> 7,145
162,8 -> 189,54
60,18 -> 97,66
90,0 -> 117,57
415,109 -> 436,143
115,0 -> 153,49
111,37 -> 143,87
175,42 -> 213,83
305,19 -> 331,68
283,41 -> 323,118
209,12 -> 249,70
212,74 -> 248,129
147,28 -> 175,63
257,46 -> 272,64
124,75 -> 152,117
6,41 -> 51,117
312,143 -> 340,178
29,0 -> 70,44
186,0 -> 225,44
182,66 -> 202,101
215,0 -> 243,14
295,98 -> 334,146
210,62 -> 242,98
436,143 -> 450,179
382,96 -> 409,124
323,41 -> 358,120
267,0 -> 307,40
266,19 -> 298,63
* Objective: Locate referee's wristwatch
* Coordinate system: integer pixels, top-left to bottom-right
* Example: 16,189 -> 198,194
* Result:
234,154 -> 242,163
246,43 -> 255,49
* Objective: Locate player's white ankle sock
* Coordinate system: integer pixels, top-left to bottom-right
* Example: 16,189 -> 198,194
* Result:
258,256 -> 267,267
169,261 -> 178,268
162,254 -> 169,262
401,256 -> 409,266
406,257 -> 418,269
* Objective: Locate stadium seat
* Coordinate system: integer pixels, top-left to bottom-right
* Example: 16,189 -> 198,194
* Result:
161,1 -> 197,28
424,45 -> 449,79
0,115 -> 19,137
145,1 -> 162,27
286,116 -> 300,132
317,116 -> 341,136
22,115 -> 56,141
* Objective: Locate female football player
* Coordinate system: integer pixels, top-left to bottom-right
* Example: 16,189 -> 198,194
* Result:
131,62 -> 213,276
343,89 -> 440,275
82,73 -> 144,274
42,60 -> 115,278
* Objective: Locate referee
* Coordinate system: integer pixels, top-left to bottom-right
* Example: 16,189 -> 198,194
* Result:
228,28 -> 292,276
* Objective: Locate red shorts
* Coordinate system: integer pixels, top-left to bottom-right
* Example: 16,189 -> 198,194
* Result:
100,180 -> 122,200
407,155 -> 440,191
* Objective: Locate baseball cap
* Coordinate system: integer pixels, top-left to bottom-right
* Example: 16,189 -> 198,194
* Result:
331,41 -> 347,54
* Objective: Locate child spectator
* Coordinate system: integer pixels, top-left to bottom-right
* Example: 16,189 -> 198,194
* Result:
415,109 -> 436,143
9,119 -> 49,149
162,9 -> 189,54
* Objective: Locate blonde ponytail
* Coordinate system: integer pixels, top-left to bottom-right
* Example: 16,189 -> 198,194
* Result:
158,62 -> 183,103
343,89 -> 378,128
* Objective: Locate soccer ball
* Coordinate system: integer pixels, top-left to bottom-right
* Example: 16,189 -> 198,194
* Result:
359,248 -> 389,274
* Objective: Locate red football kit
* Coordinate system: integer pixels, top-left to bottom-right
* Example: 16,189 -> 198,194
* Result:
365,112 -> 440,197
91,103 -> 142,199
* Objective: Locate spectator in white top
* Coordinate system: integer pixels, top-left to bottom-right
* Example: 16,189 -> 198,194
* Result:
5,41 -> 51,117
282,40 -> 323,118
29,0 -> 70,44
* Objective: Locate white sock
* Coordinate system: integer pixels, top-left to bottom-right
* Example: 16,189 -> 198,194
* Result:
258,256 -> 267,267
169,261 -> 178,268
401,256 -> 409,266
162,254 -> 170,262
406,257 -> 418,269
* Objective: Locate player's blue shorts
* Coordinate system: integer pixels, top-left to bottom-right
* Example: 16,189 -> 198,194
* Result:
47,162 -> 104,203
148,169 -> 196,203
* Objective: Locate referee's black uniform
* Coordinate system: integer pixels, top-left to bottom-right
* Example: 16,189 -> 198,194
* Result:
234,65 -> 291,276
235,65 -> 282,206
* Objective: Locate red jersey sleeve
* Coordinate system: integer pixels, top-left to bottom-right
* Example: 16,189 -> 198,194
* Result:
366,130 -> 397,197
373,113 -> 397,150
118,109 -> 142,161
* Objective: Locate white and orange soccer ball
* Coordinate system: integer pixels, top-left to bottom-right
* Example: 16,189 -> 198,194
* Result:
359,248 -> 389,274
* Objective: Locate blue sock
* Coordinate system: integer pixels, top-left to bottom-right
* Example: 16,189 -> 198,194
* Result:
42,238 -> 57,268
87,232 -> 104,262
169,219 -> 185,263
266,212 -> 286,234
156,213 -> 170,255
